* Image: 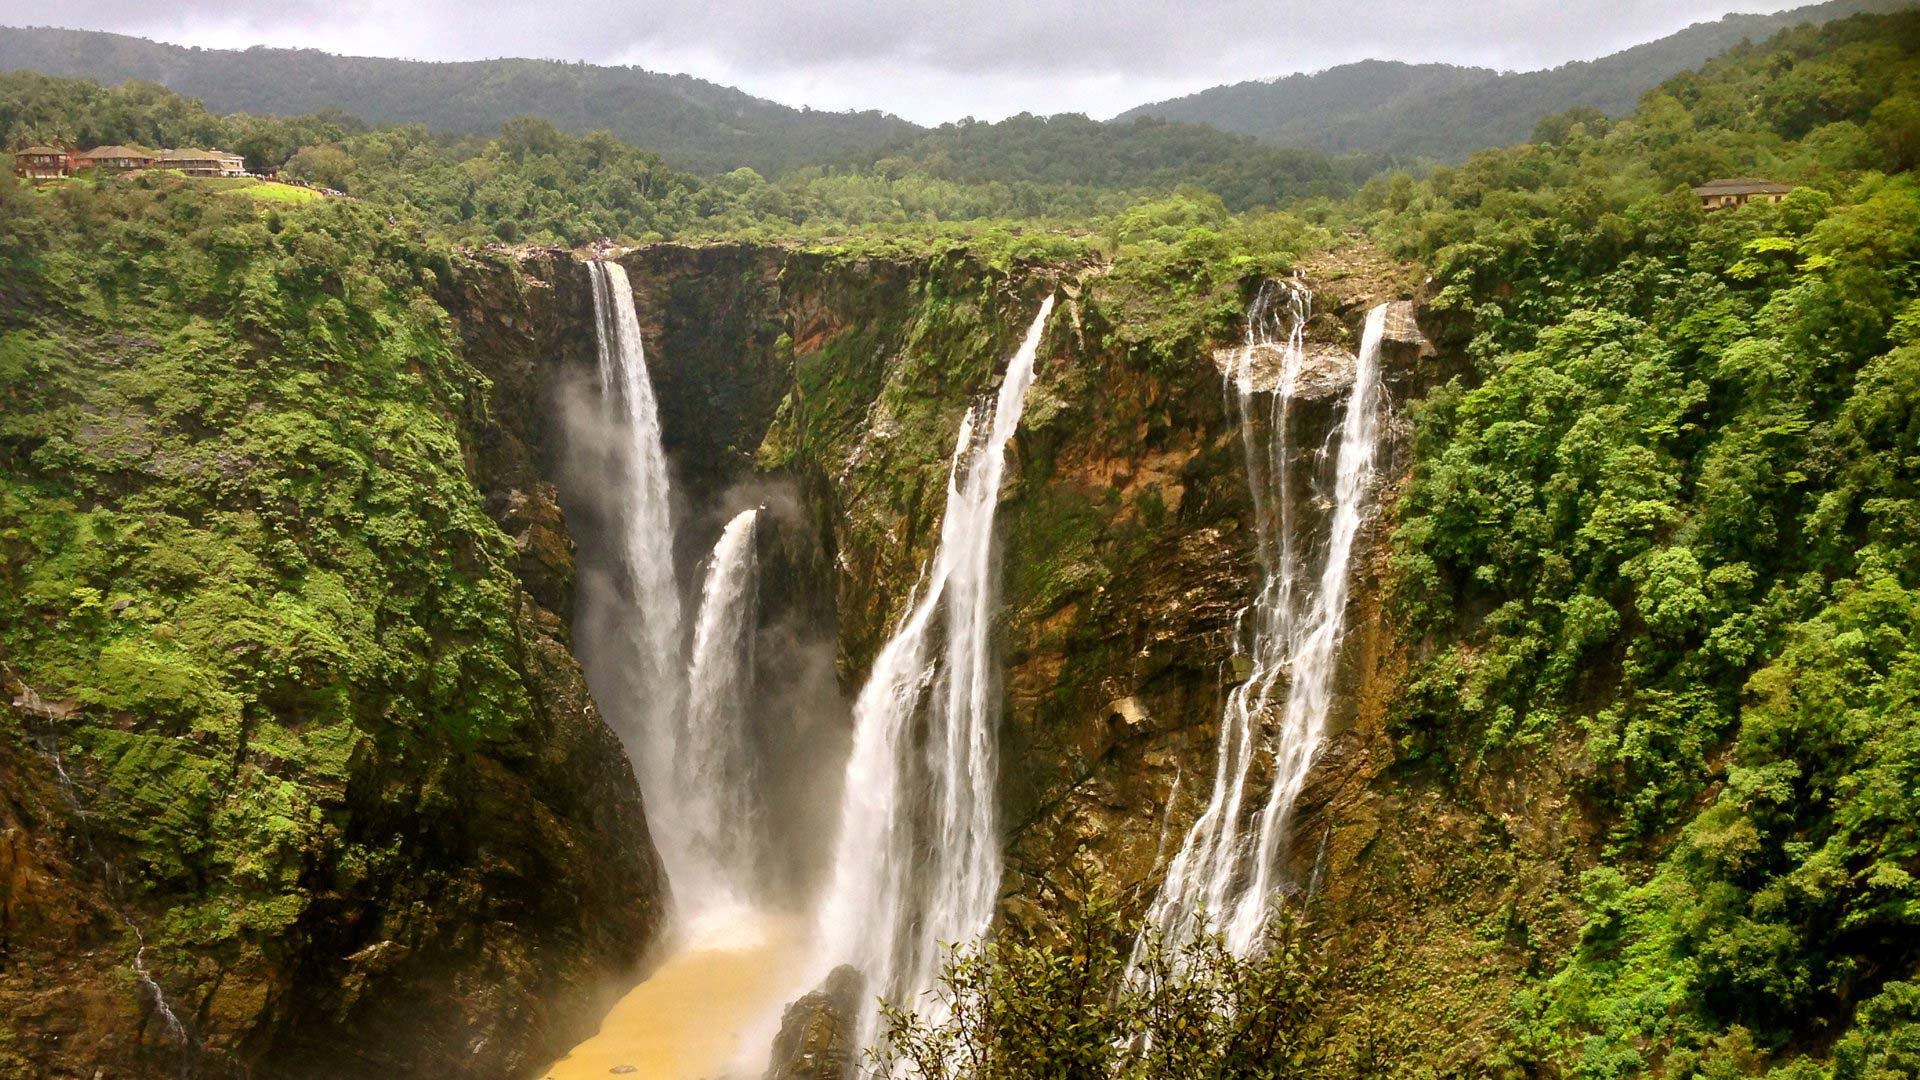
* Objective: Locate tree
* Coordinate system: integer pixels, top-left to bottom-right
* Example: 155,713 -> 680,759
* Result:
282,144 -> 355,190
875,892 -> 1329,1080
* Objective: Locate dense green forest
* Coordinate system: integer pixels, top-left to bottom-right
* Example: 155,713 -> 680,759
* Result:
0,69 -> 1378,242
1361,8 -> 1920,1075
2,5 -> 1918,1078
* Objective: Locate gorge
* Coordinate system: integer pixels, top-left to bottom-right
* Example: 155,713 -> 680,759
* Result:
439,245 -> 1429,1076
9,19 -> 1920,1062
0,232 -> 1444,1077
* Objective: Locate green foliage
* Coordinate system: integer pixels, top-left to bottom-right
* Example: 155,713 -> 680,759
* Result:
854,113 -> 1383,212
1114,1 -> 1905,161
0,172 -> 534,965
0,72 -> 1372,246
0,25 -> 915,176
877,894 -> 1330,1080
1376,9 -> 1920,1075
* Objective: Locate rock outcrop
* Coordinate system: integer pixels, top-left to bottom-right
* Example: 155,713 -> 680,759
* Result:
764,965 -> 865,1080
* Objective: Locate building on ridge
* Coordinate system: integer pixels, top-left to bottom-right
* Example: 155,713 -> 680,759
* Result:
1692,178 -> 1795,210
12,146 -> 70,179
75,145 -> 158,172
153,148 -> 248,177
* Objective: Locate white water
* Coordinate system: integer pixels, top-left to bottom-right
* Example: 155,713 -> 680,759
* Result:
587,259 -> 686,799
566,264 -> 788,1074
590,261 -> 777,935
681,507 -> 764,930
1138,290 -> 1389,959
813,296 -> 1056,1049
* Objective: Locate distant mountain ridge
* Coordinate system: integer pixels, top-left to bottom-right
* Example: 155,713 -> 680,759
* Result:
0,26 -> 919,174
1,0 -> 1911,177
1114,0 -> 1914,159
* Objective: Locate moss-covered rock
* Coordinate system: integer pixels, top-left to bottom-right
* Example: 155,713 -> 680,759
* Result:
0,182 -> 666,1078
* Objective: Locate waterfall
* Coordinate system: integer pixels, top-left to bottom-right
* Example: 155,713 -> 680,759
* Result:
813,295 -> 1056,1047
680,506 -> 763,925
587,259 -> 685,788
590,258 -> 773,934
1138,290 -> 1389,959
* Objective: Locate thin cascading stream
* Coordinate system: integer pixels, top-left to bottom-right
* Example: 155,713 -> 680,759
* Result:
1138,292 -> 1389,960
679,506 -> 764,925
813,295 -> 1057,1049
1224,303 -> 1388,949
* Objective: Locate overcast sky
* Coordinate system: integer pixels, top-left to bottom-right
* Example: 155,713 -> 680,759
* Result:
3,0 -> 1806,123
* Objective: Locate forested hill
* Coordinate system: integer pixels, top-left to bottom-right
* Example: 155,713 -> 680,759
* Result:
5,0 -> 1910,181
1114,0 -> 1913,159
0,25 -> 918,175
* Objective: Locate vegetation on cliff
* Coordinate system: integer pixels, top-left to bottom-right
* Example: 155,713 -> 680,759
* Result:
0,167 -> 662,1074
3,6 -> 1919,1079
1373,9 -> 1920,1076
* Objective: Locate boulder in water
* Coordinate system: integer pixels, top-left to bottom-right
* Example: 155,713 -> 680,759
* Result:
765,965 -> 864,1080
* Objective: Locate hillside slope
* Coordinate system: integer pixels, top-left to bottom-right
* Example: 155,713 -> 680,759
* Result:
1115,0 -> 1911,158
0,26 -> 918,174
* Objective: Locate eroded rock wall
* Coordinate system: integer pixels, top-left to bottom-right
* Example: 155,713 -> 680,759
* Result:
464,240 -> 1600,1076
0,247 -> 669,1080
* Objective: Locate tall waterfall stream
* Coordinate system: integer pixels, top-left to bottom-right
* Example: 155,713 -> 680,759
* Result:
811,296 -> 1057,1049
555,263 -> 798,1079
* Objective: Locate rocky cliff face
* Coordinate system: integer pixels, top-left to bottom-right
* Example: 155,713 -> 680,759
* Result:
0,244 -> 668,1080
0,234 -> 1487,1079
503,240 -> 1544,1077
458,241 -> 1450,937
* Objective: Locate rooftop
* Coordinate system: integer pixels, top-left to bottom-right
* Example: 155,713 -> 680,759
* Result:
1692,177 -> 1795,195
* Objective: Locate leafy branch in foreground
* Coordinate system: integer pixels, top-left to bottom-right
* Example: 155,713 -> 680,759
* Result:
871,890 -> 1333,1080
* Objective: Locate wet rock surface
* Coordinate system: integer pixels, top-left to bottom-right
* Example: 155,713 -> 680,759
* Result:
765,965 -> 864,1080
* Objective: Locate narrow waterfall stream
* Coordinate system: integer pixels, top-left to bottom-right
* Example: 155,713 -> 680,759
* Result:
812,296 -> 1057,1049
1138,292 -> 1389,960
678,506 -> 764,931
583,261 -> 769,922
